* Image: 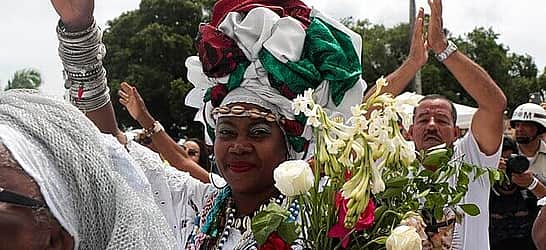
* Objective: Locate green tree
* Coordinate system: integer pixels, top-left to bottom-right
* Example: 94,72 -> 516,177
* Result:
5,68 -> 42,90
350,19 -> 411,85
103,0 -> 210,139
538,67 -> 546,90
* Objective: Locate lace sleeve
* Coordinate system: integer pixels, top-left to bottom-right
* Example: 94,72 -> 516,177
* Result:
126,140 -> 214,246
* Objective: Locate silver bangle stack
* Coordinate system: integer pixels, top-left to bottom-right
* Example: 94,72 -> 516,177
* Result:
57,19 -> 109,112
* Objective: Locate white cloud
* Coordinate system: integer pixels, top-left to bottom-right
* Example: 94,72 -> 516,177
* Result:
1,0 -> 544,97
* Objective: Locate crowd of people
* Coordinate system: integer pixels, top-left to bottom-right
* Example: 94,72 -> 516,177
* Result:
0,0 -> 544,249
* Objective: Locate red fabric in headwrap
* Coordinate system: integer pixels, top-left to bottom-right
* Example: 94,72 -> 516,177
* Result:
210,0 -> 311,27
196,24 -> 247,77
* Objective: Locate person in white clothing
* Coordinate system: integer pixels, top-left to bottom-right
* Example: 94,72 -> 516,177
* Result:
364,0 -> 506,249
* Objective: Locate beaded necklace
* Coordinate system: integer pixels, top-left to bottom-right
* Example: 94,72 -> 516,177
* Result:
185,187 -> 300,250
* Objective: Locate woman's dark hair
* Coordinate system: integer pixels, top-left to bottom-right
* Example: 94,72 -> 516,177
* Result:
186,138 -> 211,171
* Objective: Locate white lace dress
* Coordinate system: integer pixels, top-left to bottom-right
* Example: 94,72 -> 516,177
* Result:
124,140 -> 255,249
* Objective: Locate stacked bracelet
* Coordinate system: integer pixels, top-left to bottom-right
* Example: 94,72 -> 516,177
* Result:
57,19 -> 109,113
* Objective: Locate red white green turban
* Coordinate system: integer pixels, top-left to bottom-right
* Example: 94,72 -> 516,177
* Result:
185,0 -> 367,159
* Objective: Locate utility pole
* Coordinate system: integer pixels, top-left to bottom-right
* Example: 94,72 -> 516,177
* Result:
409,0 -> 422,94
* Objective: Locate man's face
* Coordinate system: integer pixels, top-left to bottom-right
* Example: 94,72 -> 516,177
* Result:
513,121 -> 540,144
409,99 -> 459,151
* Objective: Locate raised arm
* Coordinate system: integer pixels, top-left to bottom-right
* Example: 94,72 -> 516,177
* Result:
427,0 -> 506,155
51,0 -> 125,143
50,0 -> 94,31
363,7 -> 428,101
118,82 -> 210,183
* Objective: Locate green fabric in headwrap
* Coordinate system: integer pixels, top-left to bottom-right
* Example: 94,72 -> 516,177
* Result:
203,61 -> 249,103
287,135 -> 307,152
260,17 -> 362,106
227,61 -> 250,91
203,87 -> 212,103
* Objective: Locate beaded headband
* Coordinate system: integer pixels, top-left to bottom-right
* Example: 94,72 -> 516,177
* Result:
212,105 -> 279,122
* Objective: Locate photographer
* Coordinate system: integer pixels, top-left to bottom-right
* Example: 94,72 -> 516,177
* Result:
490,136 -> 536,249
509,103 -> 546,199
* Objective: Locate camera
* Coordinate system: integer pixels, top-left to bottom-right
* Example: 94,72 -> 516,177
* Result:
506,154 -> 530,179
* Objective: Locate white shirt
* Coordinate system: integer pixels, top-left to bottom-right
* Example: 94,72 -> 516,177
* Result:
451,129 -> 501,250
523,139 -> 546,184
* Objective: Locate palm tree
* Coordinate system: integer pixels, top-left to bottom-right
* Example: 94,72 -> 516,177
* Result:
5,68 -> 42,90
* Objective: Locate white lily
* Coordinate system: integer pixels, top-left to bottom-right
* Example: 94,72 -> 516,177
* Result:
371,158 -> 386,194
331,121 -> 356,140
303,88 -> 314,102
292,95 -> 310,116
305,106 -> 321,128
400,142 -> 417,166
325,133 -> 345,155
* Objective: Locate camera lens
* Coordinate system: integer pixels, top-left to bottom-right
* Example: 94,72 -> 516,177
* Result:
507,154 -> 530,174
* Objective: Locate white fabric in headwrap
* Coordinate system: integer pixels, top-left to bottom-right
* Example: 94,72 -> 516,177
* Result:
218,7 -> 306,63
0,90 -> 177,249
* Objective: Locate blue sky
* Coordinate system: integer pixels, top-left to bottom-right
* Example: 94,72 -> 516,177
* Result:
1,0 -> 544,97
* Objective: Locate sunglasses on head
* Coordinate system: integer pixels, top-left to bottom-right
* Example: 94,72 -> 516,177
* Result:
0,187 -> 47,209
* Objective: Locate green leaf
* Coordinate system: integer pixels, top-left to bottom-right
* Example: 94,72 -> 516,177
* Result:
428,193 -> 442,204
386,176 -> 409,188
251,203 -> 290,244
374,205 -> 387,219
457,171 -> 469,186
379,187 -> 403,199
434,206 -> 444,220
450,192 -> 465,206
416,189 -> 431,198
422,147 -> 452,166
474,167 -> 487,181
277,221 -> 300,243
461,162 -> 474,173
459,203 -> 480,216
489,169 -> 502,182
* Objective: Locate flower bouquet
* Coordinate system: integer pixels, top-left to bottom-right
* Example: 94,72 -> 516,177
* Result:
252,78 -> 503,249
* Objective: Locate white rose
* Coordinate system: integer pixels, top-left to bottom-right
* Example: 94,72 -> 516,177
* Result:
274,160 -> 314,197
386,225 -> 423,250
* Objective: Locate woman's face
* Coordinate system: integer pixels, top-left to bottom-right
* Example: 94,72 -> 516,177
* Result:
0,145 -> 48,249
184,141 -> 201,164
0,144 -> 73,250
214,104 -> 287,195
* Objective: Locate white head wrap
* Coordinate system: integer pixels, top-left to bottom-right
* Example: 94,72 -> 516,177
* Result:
0,90 -> 176,249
